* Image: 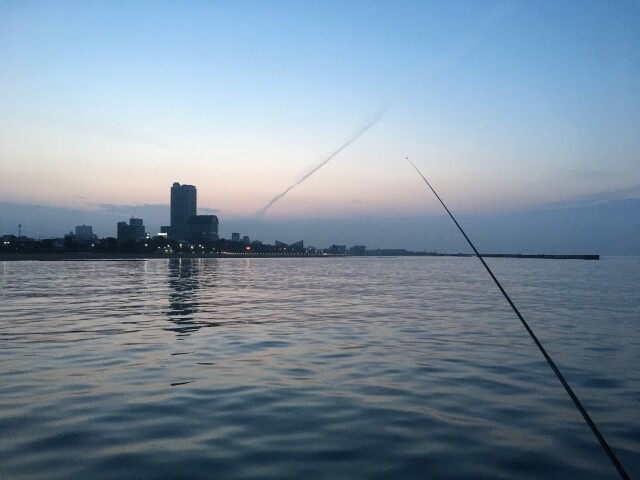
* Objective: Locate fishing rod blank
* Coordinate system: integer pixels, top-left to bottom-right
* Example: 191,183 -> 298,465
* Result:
405,157 -> 630,480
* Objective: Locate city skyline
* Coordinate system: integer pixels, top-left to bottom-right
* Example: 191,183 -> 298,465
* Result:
1,1 -> 638,253
1,192 -> 637,255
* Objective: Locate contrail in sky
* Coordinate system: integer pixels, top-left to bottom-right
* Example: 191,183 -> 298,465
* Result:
255,106 -> 389,217
255,1 -> 517,217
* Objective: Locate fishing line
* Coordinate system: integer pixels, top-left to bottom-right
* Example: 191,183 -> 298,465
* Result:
405,157 -> 630,480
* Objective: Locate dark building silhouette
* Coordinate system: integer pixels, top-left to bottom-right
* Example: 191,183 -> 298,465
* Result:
231,232 -> 241,242
187,215 -> 219,242
170,182 -> 197,240
275,240 -> 304,249
327,244 -> 346,254
117,218 -> 146,242
74,225 -> 96,244
349,245 -> 366,255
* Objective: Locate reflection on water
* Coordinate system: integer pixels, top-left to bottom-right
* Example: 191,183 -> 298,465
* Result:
166,258 -> 223,335
167,258 -> 201,334
0,257 -> 638,480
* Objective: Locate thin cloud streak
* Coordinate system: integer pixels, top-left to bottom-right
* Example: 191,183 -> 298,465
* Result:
254,1 -> 519,218
255,106 -> 389,217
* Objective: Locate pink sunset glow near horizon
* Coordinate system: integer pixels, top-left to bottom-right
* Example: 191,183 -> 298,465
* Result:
1,1 -> 638,226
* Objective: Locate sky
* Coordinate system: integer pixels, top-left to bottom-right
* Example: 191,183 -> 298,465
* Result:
1,1 -> 638,252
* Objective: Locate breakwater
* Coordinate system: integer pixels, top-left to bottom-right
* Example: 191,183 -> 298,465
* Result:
478,253 -> 599,260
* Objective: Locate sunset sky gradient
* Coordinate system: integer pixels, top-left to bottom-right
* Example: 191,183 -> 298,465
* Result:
1,1 -> 638,249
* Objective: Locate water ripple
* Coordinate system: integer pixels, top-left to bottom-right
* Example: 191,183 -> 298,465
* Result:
0,257 -> 638,479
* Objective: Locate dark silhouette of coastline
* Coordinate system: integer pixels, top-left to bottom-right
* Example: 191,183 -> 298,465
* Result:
0,251 -> 599,261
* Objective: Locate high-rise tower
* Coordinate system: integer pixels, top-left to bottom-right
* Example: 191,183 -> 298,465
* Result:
170,182 -> 197,240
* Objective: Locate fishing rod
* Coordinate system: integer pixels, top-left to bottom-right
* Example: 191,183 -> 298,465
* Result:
405,157 -> 630,480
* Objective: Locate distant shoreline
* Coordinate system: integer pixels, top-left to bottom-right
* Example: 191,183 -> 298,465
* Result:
0,252 -> 599,261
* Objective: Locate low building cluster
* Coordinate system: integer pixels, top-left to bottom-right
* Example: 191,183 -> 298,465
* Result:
117,218 -> 145,242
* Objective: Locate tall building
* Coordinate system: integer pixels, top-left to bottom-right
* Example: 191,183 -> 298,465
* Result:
170,182 -> 197,240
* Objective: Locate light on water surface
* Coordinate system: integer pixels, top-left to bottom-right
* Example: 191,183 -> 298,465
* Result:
0,257 -> 638,479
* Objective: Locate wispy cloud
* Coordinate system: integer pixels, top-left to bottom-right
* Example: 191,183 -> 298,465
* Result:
534,184 -> 640,211
96,203 -> 168,215
558,168 -> 625,181
60,117 -> 173,150
199,207 -> 221,215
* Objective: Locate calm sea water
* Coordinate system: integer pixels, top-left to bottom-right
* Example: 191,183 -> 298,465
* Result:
1,256 -> 638,479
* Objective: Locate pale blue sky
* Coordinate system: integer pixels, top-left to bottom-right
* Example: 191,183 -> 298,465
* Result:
1,1 -> 638,225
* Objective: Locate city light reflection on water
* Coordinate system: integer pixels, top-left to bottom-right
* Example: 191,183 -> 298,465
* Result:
0,257 -> 638,479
